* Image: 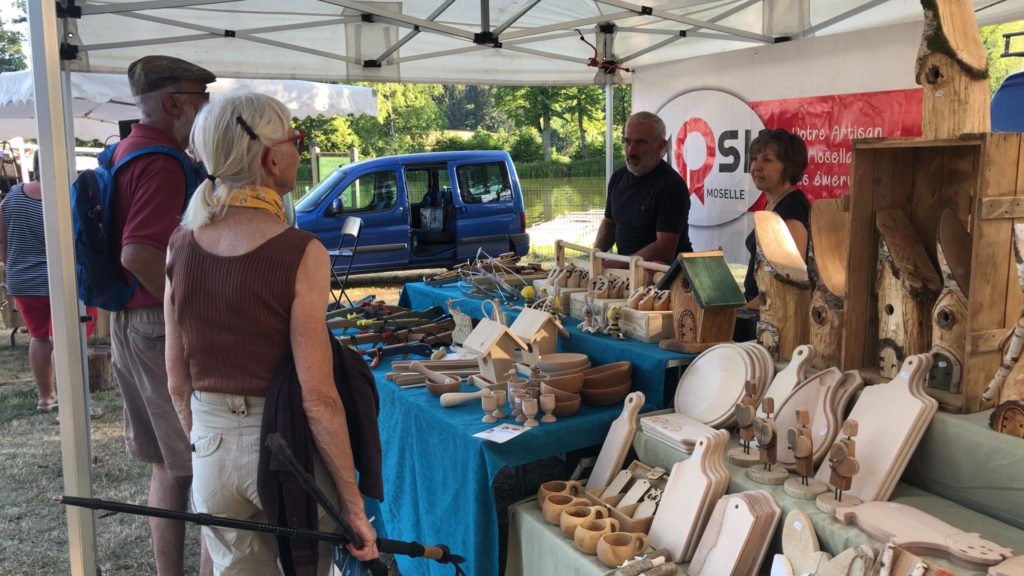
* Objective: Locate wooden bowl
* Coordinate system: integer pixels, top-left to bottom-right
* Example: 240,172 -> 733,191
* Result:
538,353 -> 590,373
582,362 -> 632,390
541,382 -> 581,402
426,379 -> 463,397
543,372 -> 585,394
580,380 -> 632,406
552,397 -> 581,417
542,364 -> 590,378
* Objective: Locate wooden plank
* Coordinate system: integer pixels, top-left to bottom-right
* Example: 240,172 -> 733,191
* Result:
854,136 -> 982,149
967,329 -> 1008,354
910,147 -> 946,265
963,133 -> 1022,412
1003,137 -> 1024,333
842,148 -> 879,370
941,145 -> 980,231
979,197 -> 1024,219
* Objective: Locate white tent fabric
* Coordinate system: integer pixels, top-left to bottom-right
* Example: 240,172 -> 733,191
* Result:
0,70 -> 378,141
63,0 -> 1024,85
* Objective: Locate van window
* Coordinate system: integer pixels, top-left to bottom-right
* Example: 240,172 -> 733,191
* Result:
456,162 -> 512,204
406,165 -> 452,206
337,171 -> 398,213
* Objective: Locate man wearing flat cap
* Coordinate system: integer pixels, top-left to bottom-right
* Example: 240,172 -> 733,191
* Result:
109,54 -> 214,576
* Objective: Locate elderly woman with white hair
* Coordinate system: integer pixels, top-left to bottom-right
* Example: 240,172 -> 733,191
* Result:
164,90 -> 378,574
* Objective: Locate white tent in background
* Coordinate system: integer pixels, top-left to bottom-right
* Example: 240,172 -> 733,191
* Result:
0,70 -> 378,141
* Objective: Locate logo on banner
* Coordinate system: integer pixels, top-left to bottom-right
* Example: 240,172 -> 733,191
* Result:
658,90 -> 765,227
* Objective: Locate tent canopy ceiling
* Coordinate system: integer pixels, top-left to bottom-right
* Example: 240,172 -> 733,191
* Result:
63,0 -> 1024,86
0,69 -> 378,141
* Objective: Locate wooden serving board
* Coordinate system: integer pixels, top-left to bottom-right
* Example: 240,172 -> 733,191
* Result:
759,344 -> 815,417
775,367 -> 843,468
586,391 -> 644,491
689,494 -> 756,576
837,501 -> 1013,569
755,211 -> 810,285
814,355 -> 936,502
782,510 -> 831,575
676,344 -> 751,426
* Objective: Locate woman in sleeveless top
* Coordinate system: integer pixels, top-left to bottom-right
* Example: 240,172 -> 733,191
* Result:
743,128 -> 811,309
165,92 -> 377,574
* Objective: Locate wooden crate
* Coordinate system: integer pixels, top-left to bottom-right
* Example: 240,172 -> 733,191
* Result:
569,291 -> 625,323
842,134 -> 1024,413
619,308 -> 674,343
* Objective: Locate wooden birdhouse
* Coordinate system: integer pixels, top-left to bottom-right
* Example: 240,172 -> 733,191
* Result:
656,250 -> 744,353
875,209 -> 942,378
929,209 -> 971,399
754,211 -> 812,362
462,317 -> 530,385
509,307 -> 566,366
916,0 -> 990,139
807,199 -> 849,370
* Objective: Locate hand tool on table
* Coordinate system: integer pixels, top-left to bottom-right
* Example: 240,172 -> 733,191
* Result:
335,319 -> 453,347
356,341 -> 435,368
326,295 -> 376,316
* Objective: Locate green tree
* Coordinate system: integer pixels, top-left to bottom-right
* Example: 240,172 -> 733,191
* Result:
0,1 -> 27,72
294,115 -> 359,156
493,86 -> 566,161
557,86 -> 604,160
982,21 -> 1024,93
351,83 -> 444,157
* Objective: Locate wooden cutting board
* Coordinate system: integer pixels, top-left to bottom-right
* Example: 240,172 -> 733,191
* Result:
689,494 -> 756,576
759,344 -> 815,417
775,367 -> 843,468
676,344 -> 751,425
782,510 -> 831,575
837,501 -> 1013,569
586,391 -> 644,491
814,355 -> 935,502
648,430 -> 728,562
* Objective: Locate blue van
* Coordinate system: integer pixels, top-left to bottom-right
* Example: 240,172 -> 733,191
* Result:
992,70 -> 1024,132
295,150 -> 530,274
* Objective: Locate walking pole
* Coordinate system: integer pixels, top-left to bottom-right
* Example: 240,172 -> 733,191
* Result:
265,434 -> 467,576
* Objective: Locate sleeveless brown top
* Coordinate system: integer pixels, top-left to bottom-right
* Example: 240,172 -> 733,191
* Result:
167,225 -> 316,396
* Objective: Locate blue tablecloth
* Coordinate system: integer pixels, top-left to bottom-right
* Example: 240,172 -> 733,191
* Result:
375,365 -> 621,576
399,282 -> 693,408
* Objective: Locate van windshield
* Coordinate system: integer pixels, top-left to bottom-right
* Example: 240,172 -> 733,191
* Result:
295,167 -> 348,213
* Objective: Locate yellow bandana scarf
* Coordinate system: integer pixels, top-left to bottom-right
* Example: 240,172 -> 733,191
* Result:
223,185 -> 285,223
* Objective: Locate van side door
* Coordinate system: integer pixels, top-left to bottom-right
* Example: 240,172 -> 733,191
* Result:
450,158 -> 519,260
324,167 -> 409,272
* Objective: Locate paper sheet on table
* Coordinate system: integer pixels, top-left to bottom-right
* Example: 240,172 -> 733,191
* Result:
474,423 -> 530,443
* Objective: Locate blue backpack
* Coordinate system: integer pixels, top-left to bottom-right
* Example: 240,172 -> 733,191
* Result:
71,143 -> 201,311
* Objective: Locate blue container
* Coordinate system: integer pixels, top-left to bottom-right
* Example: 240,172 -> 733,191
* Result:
992,71 -> 1024,132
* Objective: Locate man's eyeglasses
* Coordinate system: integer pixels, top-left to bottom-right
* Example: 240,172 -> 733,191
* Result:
270,128 -> 307,150
171,91 -> 210,103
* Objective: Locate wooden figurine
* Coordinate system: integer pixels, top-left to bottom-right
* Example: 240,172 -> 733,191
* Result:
604,305 -> 625,340
928,209 -> 971,406
462,318 -> 531,385
807,198 -> 848,370
783,409 -> 829,500
509,307 -> 566,366
656,251 -> 744,354
916,0 -> 990,139
747,397 -> 789,485
728,380 -> 761,468
447,298 -> 474,346
753,211 -> 812,362
817,419 -> 862,514
577,295 -> 598,334
875,209 -> 941,378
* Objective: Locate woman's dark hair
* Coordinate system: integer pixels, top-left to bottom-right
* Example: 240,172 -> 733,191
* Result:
749,128 -> 808,185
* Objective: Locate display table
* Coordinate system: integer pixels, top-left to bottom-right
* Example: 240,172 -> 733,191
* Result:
399,282 -> 693,408
505,418 -> 1024,576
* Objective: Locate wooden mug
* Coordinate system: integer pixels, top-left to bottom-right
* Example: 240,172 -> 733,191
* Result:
537,480 -> 583,507
573,517 -> 621,555
559,505 -> 608,539
596,531 -> 649,568
541,494 -> 589,525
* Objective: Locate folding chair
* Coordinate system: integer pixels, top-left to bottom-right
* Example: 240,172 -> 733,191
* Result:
328,216 -> 363,309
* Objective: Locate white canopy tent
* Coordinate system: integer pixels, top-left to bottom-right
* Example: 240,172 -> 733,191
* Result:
24,1 -> 1024,574
0,70 -> 378,141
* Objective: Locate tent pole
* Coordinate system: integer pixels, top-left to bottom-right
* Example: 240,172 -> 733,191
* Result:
27,2 -> 98,575
605,76 -> 614,186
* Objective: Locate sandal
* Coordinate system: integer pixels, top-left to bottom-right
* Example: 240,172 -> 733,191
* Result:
37,400 -> 59,413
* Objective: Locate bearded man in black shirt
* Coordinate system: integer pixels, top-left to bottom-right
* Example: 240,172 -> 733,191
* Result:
594,111 -> 692,264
